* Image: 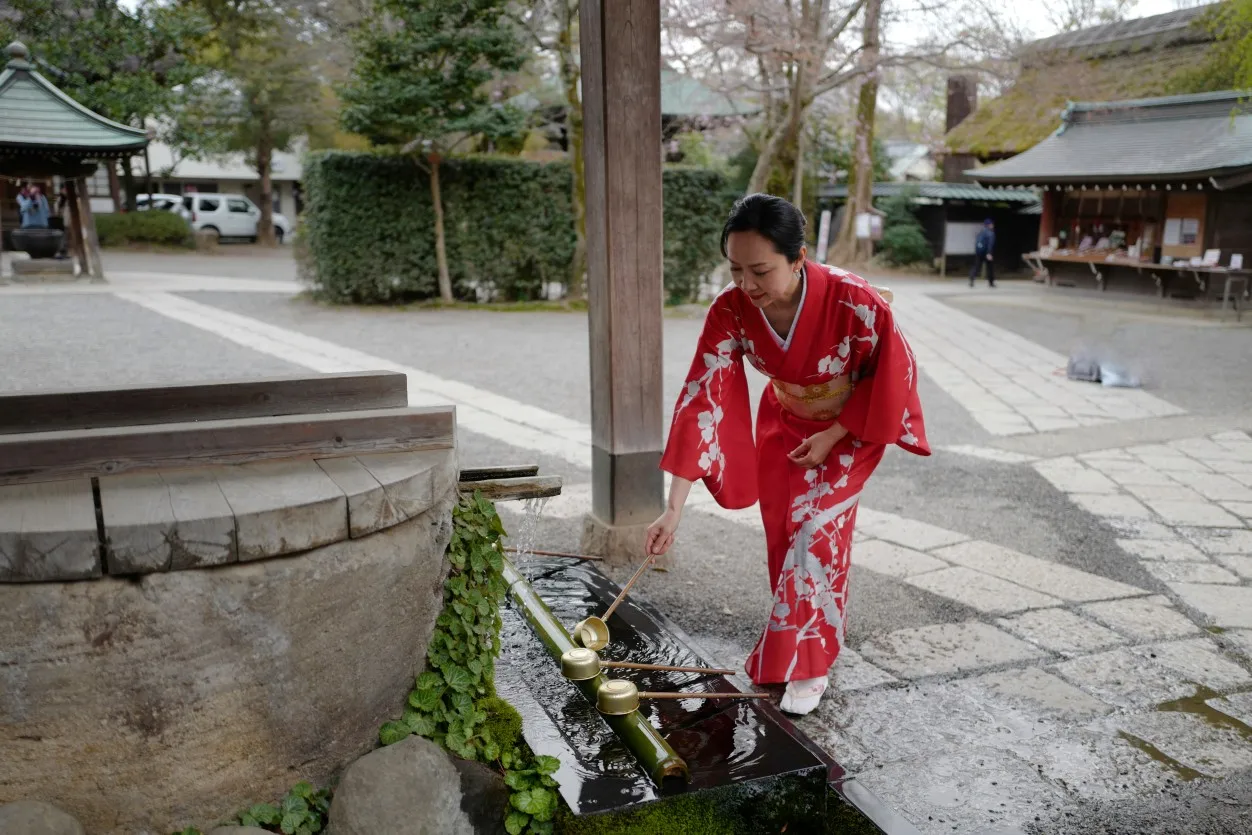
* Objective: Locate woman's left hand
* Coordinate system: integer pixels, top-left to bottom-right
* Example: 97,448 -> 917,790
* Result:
788,423 -> 849,469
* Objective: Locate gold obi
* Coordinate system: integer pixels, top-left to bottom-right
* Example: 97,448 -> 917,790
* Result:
770,376 -> 854,422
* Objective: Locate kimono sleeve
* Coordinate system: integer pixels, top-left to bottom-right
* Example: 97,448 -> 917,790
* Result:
835,291 -> 931,455
660,297 -> 759,509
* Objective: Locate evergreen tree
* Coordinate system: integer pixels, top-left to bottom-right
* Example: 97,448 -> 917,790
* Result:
341,1 -> 527,302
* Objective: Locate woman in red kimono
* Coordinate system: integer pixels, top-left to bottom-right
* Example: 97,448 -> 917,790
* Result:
645,194 -> 930,715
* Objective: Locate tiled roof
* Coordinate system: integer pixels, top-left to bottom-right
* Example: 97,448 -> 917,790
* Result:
969,90 -> 1252,183
0,42 -> 147,155
819,180 -> 1039,204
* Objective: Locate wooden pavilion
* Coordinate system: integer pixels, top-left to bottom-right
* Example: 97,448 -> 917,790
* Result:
0,40 -> 148,281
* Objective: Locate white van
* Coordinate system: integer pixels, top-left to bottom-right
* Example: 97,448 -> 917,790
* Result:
181,193 -> 293,243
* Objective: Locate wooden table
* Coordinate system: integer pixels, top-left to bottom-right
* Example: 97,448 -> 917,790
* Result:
1023,251 -> 1250,321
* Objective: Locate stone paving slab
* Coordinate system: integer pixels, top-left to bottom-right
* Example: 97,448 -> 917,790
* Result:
860,621 -> 1045,679
1208,691 -> 1252,727
1115,537 -> 1208,562
1128,638 -> 1252,692
905,567 -> 1061,615
1216,555 -> 1252,579
996,609 -> 1129,658
935,541 -> 1146,603
1141,560 -> 1241,584
832,648 -> 900,692
1080,596 -> 1203,642
1170,584 -> 1252,629
959,667 -> 1113,720
856,510 -> 970,551
1180,527 -> 1252,556
1052,649 -> 1198,709
851,539 -> 948,578
1116,711 -> 1252,778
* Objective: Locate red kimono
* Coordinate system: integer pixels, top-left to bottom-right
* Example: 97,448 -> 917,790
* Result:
661,262 -> 930,685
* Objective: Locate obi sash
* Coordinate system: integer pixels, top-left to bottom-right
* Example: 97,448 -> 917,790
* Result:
770,376 -> 855,422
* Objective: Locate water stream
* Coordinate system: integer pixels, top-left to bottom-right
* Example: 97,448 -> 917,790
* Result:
495,554 -> 830,816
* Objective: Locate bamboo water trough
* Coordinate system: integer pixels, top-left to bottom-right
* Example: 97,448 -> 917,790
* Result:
501,557 -> 691,785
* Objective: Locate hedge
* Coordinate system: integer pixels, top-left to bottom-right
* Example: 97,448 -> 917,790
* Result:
298,151 -> 735,305
95,211 -> 194,248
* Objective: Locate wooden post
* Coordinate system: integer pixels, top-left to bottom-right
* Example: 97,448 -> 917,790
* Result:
0,178 -> 6,284
64,179 -> 87,275
73,177 -> 105,282
578,0 -> 665,563
1039,190 -> 1057,250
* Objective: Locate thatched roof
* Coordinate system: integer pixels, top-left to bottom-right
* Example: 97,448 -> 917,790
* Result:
945,5 -> 1218,159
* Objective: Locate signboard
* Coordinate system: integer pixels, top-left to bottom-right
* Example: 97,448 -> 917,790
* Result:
943,222 -> 982,256
855,212 -> 883,241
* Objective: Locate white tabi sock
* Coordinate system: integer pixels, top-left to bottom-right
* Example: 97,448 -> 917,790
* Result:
779,675 -> 828,716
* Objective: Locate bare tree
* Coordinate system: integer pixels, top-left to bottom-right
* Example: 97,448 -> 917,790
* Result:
1046,0 -> 1136,33
828,0 -> 880,264
665,0 -> 870,196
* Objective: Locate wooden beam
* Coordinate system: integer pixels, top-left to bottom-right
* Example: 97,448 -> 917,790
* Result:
0,370 -> 410,435
579,0 -> 665,532
0,406 -> 455,487
458,465 -> 540,482
460,475 -> 563,502
64,179 -> 87,275
73,177 -> 105,282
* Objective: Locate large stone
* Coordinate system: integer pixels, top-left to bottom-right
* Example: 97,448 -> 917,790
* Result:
0,491 -> 456,835
0,800 -> 84,835
329,736 -> 475,835
450,757 -> 510,835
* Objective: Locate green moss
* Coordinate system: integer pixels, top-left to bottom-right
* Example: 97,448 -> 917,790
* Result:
946,43 -> 1215,157
555,772 -> 832,835
480,694 -> 524,753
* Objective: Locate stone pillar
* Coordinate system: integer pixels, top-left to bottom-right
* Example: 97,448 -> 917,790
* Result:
577,0 -> 665,564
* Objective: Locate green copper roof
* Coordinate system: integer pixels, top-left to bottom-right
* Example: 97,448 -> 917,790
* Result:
0,41 -> 148,156
819,181 -> 1040,204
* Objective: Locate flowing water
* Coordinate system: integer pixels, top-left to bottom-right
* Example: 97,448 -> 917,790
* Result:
495,555 -> 833,816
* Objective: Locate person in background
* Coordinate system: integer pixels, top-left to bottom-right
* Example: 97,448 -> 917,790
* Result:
16,183 -> 50,229
970,218 -> 996,287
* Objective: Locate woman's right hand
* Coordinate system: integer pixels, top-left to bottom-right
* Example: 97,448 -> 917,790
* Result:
645,508 -> 682,556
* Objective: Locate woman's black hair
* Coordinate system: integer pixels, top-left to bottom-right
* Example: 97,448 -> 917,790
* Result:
720,193 -> 807,262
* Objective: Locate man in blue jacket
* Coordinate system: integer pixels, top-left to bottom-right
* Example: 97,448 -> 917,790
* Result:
970,218 -> 996,287
16,184 -> 50,229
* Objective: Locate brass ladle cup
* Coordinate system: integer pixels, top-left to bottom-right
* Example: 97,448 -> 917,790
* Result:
573,551 -> 658,650
595,678 -> 772,716
559,648 -> 736,682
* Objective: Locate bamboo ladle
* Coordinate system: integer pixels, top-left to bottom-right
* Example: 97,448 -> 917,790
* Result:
573,551 -> 658,650
559,648 -> 735,681
595,679 -> 772,716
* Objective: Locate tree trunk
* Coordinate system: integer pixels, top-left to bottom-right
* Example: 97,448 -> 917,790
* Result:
830,0 -> 882,265
256,118 -> 276,247
793,120 -> 804,209
107,163 -> 123,213
559,2 -> 587,300
429,153 -> 453,303
121,159 -> 138,213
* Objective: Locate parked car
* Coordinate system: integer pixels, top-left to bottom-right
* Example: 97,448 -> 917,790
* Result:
135,193 -> 193,221
180,193 -> 293,244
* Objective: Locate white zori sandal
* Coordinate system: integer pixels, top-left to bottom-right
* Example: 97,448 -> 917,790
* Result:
779,676 -> 828,716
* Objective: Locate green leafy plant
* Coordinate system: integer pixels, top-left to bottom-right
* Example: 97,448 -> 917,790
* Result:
298,152 -> 731,306
95,211 -> 194,248
169,780 -> 331,835
378,491 -> 560,835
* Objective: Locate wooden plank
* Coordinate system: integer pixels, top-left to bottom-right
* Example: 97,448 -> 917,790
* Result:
316,457 -> 389,538
0,480 -> 100,581
0,406 -> 455,487
462,475 -> 563,502
458,465 -> 540,482
98,469 -> 239,573
0,370 -> 409,435
214,460 -> 349,561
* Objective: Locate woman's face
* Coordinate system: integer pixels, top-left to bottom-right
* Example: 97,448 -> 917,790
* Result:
726,230 -> 805,309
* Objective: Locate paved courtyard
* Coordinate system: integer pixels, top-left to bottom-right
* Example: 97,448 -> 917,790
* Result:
3,251 -> 1251,834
